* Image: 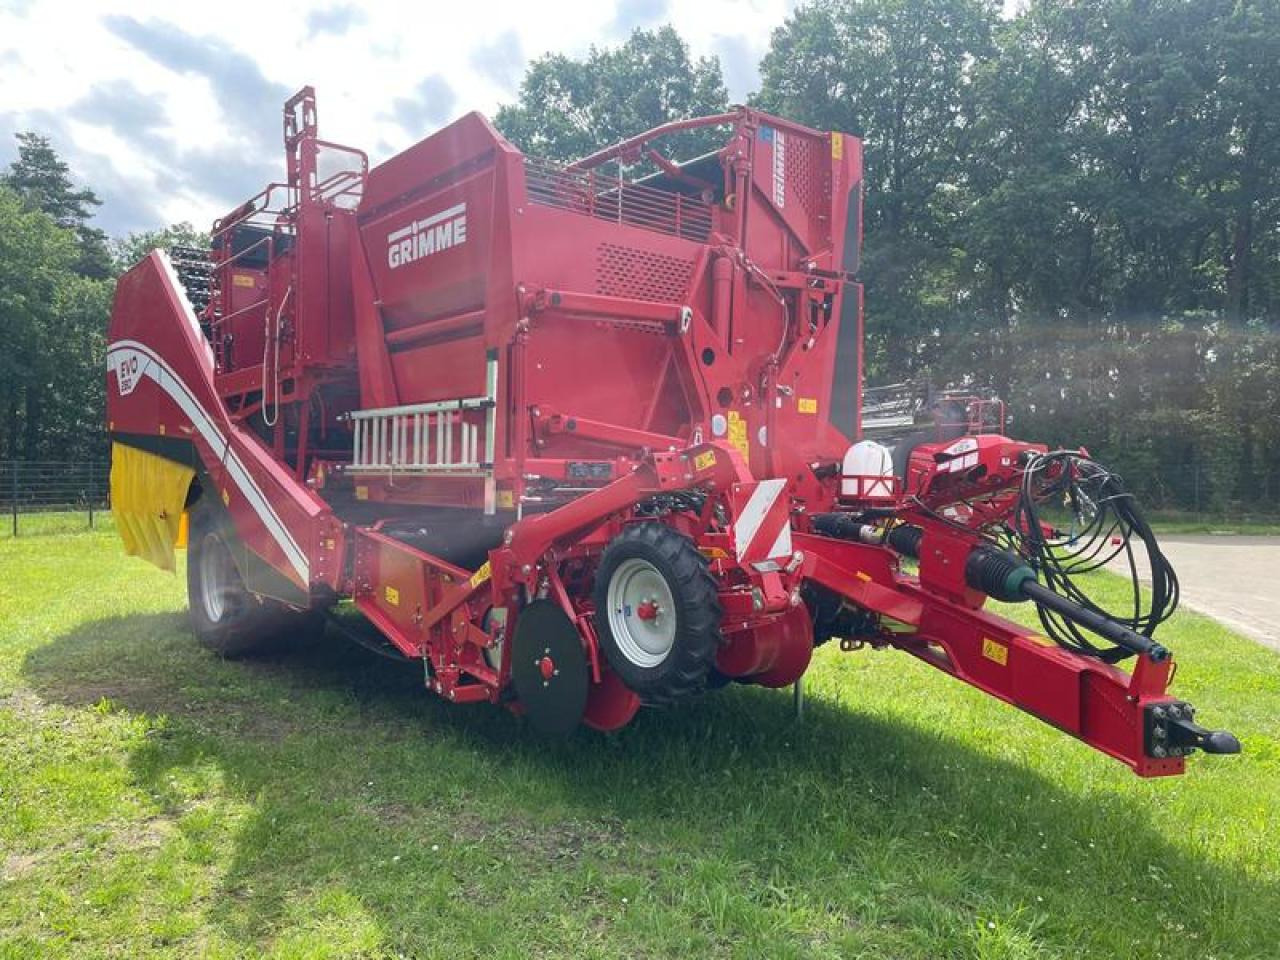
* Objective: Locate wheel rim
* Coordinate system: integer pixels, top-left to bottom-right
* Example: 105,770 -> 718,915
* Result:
198,533 -> 237,623
606,557 -> 677,668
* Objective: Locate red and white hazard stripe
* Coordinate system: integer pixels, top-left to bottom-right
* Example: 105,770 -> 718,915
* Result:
731,478 -> 793,565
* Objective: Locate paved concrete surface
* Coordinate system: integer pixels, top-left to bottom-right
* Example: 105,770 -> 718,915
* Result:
1109,535 -> 1280,651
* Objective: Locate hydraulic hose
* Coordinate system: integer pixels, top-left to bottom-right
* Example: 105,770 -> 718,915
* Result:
878,525 -> 1172,663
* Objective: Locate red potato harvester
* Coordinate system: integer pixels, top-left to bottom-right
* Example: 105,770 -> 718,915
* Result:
106,87 -> 1239,775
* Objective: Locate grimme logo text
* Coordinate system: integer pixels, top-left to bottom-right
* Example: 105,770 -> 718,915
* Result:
387,202 -> 468,269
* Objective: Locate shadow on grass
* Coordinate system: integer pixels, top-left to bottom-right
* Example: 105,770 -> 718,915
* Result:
21,611 -> 1275,956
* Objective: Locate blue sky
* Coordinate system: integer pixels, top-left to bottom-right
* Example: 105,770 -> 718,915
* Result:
0,0 -> 795,237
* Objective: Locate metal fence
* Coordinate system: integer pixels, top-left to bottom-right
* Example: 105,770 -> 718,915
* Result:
0,461 -> 110,537
0,456 -> 1275,539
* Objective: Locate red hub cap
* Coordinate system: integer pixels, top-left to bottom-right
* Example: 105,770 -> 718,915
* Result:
538,656 -> 556,681
636,600 -> 659,621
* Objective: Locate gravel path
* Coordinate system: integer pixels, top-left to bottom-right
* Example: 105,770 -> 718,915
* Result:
1109,535 -> 1280,652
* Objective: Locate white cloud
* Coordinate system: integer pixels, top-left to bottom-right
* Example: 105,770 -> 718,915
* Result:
0,0 -> 791,236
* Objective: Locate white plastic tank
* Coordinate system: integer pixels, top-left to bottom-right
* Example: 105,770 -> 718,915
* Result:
841,440 -> 896,499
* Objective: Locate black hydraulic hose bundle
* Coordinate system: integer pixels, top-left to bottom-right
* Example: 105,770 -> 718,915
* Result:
815,449 -> 1181,664
1010,451 -> 1179,663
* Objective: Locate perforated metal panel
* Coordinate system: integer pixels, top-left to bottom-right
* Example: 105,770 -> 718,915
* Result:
787,134 -> 820,219
595,243 -> 694,303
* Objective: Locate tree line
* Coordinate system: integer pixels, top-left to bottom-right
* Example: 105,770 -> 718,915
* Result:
0,134 -> 202,464
2,0 -> 1276,513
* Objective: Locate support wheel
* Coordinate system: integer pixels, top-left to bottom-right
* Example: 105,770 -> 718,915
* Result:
186,499 -> 316,657
593,523 -> 722,704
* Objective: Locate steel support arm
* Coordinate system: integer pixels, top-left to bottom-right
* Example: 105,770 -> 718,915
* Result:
794,532 -> 1236,777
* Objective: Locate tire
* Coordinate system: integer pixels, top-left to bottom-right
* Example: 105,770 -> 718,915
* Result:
186,499 -> 318,657
593,522 -> 723,704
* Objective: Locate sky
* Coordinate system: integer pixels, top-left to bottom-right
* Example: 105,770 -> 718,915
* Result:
0,0 -> 798,237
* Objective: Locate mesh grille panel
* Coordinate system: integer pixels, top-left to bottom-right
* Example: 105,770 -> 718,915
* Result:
596,243 -> 694,303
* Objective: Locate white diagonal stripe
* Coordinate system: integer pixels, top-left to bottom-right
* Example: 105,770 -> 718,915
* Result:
107,338 -> 309,585
765,522 -> 793,561
734,478 -> 787,560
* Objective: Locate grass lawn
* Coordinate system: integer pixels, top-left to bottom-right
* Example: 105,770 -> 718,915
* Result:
0,510 -> 110,540
2,529 -> 1278,959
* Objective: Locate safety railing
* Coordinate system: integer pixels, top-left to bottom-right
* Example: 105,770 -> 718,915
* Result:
524,158 -> 714,242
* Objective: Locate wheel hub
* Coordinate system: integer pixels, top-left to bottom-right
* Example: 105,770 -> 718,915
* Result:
198,532 -> 236,624
606,558 -> 678,668
510,600 -> 589,734
538,655 -> 556,681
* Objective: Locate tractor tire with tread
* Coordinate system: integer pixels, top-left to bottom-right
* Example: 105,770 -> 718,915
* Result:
186,498 -> 319,657
593,522 -> 723,704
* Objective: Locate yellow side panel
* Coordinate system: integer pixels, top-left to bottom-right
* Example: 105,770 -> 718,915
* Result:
110,442 -> 195,572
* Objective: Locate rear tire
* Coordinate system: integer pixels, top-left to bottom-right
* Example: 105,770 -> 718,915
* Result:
186,499 -> 318,657
593,523 -> 722,704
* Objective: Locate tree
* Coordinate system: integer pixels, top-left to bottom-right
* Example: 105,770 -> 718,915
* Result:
2,132 -> 112,279
111,221 -> 210,273
755,0 -> 1000,381
495,26 -> 730,164
0,186 -> 80,459
754,0 -> 1279,513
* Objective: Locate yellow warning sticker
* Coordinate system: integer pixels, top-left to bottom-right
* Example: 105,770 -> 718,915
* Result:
982,637 -> 1008,666
727,410 -> 750,462
385,586 -> 400,607
693,449 -> 716,472
797,397 -> 818,414
355,485 -> 369,501
469,561 -> 492,590
221,488 -> 230,506
232,273 -> 255,288
831,132 -> 843,159
497,489 -> 514,509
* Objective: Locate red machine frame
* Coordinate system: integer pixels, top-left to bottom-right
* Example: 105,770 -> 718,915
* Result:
106,88 -> 1236,777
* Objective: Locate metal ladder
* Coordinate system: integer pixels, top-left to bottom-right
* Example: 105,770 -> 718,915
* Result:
346,354 -> 499,511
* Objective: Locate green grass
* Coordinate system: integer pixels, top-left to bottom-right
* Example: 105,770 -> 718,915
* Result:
0,509 -> 112,539
2,532 -> 1278,959
1034,505 -> 1280,538
1144,514 -> 1280,536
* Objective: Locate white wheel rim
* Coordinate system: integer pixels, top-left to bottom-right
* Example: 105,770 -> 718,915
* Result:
606,557 -> 677,668
199,533 -> 236,623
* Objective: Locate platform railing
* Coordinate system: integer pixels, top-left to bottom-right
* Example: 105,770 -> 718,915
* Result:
524,158 -> 714,242
345,355 -> 500,512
